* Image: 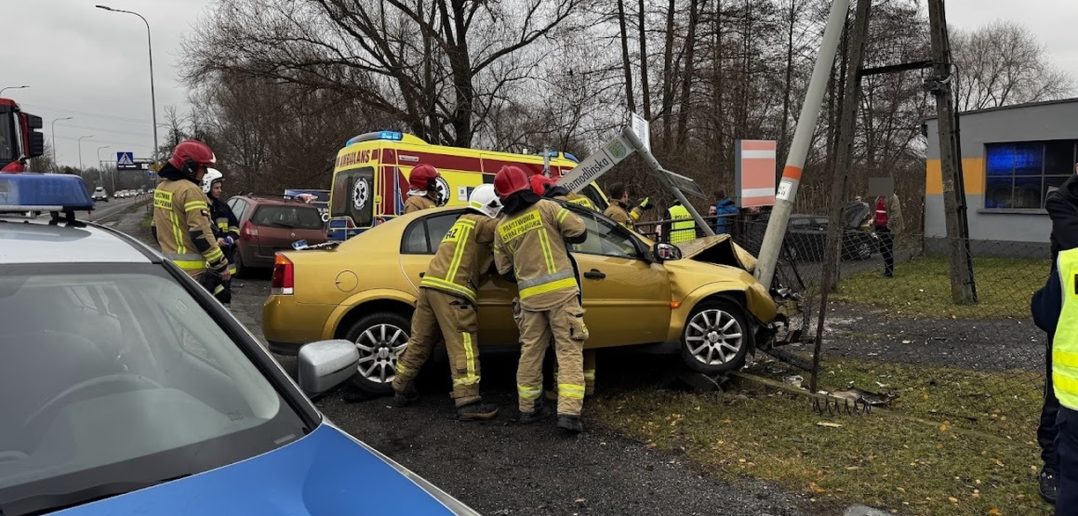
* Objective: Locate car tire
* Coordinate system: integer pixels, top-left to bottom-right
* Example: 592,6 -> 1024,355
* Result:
345,311 -> 412,395
680,299 -> 752,374
855,239 -> 874,260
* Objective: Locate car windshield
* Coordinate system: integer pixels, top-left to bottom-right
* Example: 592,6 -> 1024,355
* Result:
0,265 -> 306,510
251,205 -> 324,229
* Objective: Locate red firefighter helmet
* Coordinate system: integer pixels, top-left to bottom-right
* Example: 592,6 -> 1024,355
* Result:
409,164 -> 440,191
529,174 -> 553,196
493,165 -> 530,200
168,140 -> 216,174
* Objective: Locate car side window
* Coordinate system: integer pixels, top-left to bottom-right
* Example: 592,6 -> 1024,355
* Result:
232,199 -> 247,221
401,212 -> 462,254
569,209 -> 641,259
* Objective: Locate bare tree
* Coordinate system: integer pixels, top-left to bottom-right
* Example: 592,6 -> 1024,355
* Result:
952,20 -> 1074,111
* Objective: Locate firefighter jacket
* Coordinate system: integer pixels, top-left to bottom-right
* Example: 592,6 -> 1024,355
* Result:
666,204 -> 695,244
604,199 -> 642,230
419,213 -> 497,304
153,179 -> 227,274
558,193 -> 597,211
495,199 -> 586,311
209,197 -> 240,241
404,194 -> 438,214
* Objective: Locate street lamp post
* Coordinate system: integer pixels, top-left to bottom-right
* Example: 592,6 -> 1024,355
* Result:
51,116 -> 74,167
0,85 -> 29,96
96,5 -> 158,162
96,145 -> 110,188
78,135 -> 94,171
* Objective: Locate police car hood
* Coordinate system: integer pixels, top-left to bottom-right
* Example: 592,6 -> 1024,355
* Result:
66,424 -> 470,515
677,234 -> 757,273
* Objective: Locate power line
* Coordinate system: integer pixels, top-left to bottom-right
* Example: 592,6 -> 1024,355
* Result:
20,102 -> 157,127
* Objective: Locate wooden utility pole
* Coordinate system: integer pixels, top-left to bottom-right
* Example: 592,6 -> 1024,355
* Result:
927,0 -> 977,304
811,0 -> 870,393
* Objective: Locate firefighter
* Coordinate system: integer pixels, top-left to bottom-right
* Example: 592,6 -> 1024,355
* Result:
529,174 -> 598,397
665,200 -> 695,244
391,184 -> 503,420
494,165 -> 589,433
603,181 -> 652,230
1044,166 -> 1078,509
200,168 -> 240,304
152,140 -> 230,283
404,164 -> 442,213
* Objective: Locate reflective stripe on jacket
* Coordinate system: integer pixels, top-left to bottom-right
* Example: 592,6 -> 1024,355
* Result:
494,200 -> 586,310
419,213 -> 496,302
1055,248 -> 1078,409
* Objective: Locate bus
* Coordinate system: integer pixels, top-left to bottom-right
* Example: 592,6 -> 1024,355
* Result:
327,131 -> 607,240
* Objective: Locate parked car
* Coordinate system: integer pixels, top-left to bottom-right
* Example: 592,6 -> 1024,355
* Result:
263,202 -> 781,394
785,204 -> 878,262
227,195 -> 328,276
0,173 -> 476,516
91,186 -> 108,202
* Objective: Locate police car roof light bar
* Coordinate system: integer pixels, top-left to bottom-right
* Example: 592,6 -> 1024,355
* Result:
0,173 -> 95,212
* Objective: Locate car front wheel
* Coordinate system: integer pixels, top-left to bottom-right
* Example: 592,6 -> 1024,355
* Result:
345,312 -> 411,394
680,299 -> 752,374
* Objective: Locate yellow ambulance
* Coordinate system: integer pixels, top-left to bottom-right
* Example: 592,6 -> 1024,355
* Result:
327,131 -> 607,240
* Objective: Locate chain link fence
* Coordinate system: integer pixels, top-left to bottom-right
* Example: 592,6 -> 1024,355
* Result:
638,208 -> 1049,440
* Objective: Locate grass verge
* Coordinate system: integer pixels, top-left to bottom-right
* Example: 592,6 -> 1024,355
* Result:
591,357 -> 1046,515
831,256 -> 1044,319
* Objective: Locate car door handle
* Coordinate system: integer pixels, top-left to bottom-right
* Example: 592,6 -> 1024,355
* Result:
419,272 -> 425,278
583,269 -> 605,280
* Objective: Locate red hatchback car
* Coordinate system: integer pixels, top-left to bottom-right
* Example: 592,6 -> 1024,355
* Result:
226,195 -> 328,276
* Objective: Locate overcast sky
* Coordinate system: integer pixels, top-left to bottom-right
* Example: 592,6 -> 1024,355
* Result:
4,0 -> 1077,168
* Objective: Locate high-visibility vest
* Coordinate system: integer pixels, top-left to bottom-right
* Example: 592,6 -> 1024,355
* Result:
1056,248 -> 1078,409
667,204 -> 695,244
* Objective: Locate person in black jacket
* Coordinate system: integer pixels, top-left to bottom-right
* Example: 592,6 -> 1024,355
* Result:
201,168 -> 240,304
1035,166 -> 1078,504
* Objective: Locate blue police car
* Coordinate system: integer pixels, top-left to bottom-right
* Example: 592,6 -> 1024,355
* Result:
0,173 -> 476,515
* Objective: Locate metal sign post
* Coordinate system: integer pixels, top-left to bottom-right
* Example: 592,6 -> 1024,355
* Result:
620,127 -> 713,237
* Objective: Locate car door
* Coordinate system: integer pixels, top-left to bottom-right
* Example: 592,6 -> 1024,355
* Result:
568,209 -> 671,348
397,211 -> 517,348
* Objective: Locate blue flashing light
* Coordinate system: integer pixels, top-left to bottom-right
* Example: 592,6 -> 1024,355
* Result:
0,173 -> 94,211
563,152 -> 580,163
346,131 -> 405,147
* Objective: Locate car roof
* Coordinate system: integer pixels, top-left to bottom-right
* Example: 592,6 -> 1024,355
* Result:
232,195 -> 320,207
0,219 -> 157,265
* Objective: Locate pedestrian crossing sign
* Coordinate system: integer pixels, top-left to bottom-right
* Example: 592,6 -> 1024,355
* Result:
116,152 -> 135,166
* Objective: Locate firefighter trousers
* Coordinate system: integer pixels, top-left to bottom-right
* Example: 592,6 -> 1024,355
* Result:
392,288 -> 482,407
516,298 -> 588,416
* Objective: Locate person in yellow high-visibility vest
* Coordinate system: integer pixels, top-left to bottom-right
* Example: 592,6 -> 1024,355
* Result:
665,201 -> 695,244
1047,165 -> 1078,512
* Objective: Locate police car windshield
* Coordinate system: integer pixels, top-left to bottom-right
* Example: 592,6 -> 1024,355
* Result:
0,264 -> 306,512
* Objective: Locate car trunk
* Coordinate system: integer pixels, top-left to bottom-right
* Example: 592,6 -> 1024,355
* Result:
250,205 -> 327,263
677,234 -> 758,273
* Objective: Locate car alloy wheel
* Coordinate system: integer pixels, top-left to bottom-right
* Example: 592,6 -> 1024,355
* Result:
345,311 -> 412,394
681,299 -> 751,374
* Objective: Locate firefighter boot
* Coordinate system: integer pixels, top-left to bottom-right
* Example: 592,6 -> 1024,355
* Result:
393,382 -> 419,407
457,401 -> 499,421
517,399 -> 554,424
557,414 -> 585,434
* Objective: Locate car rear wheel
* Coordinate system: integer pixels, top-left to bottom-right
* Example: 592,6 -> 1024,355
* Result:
345,312 -> 411,394
854,239 -> 874,260
680,299 -> 752,374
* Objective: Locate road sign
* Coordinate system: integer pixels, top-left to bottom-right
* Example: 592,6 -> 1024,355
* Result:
116,152 -> 138,170
556,134 -> 633,193
658,168 -> 705,199
630,112 -> 650,152
734,139 -> 777,207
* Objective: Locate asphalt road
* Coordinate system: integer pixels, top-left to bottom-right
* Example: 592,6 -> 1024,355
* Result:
109,200 -> 808,515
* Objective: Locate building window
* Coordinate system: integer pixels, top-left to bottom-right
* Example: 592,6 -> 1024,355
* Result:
985,140 -> 1075,209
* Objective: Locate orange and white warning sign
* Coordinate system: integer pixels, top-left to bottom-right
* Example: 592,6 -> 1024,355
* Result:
735,140 -> 777,207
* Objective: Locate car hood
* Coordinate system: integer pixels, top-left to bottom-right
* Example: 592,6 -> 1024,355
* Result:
677,234 -> 757,273
64,424 -> 468,515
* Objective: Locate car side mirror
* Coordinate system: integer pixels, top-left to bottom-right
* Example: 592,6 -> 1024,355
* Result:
297,339 -> 359,398
652,242 -> 682,263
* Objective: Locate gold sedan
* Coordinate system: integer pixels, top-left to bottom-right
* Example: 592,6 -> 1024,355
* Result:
263,203 -> 779,393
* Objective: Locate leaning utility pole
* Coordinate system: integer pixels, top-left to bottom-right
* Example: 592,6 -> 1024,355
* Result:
755,0 -> 851,289
927,0 -> 977,304
812,0 -> 872,393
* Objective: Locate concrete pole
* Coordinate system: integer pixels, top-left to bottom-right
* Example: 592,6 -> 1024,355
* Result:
754,0 -> 851,288
927,0 -> 977,304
